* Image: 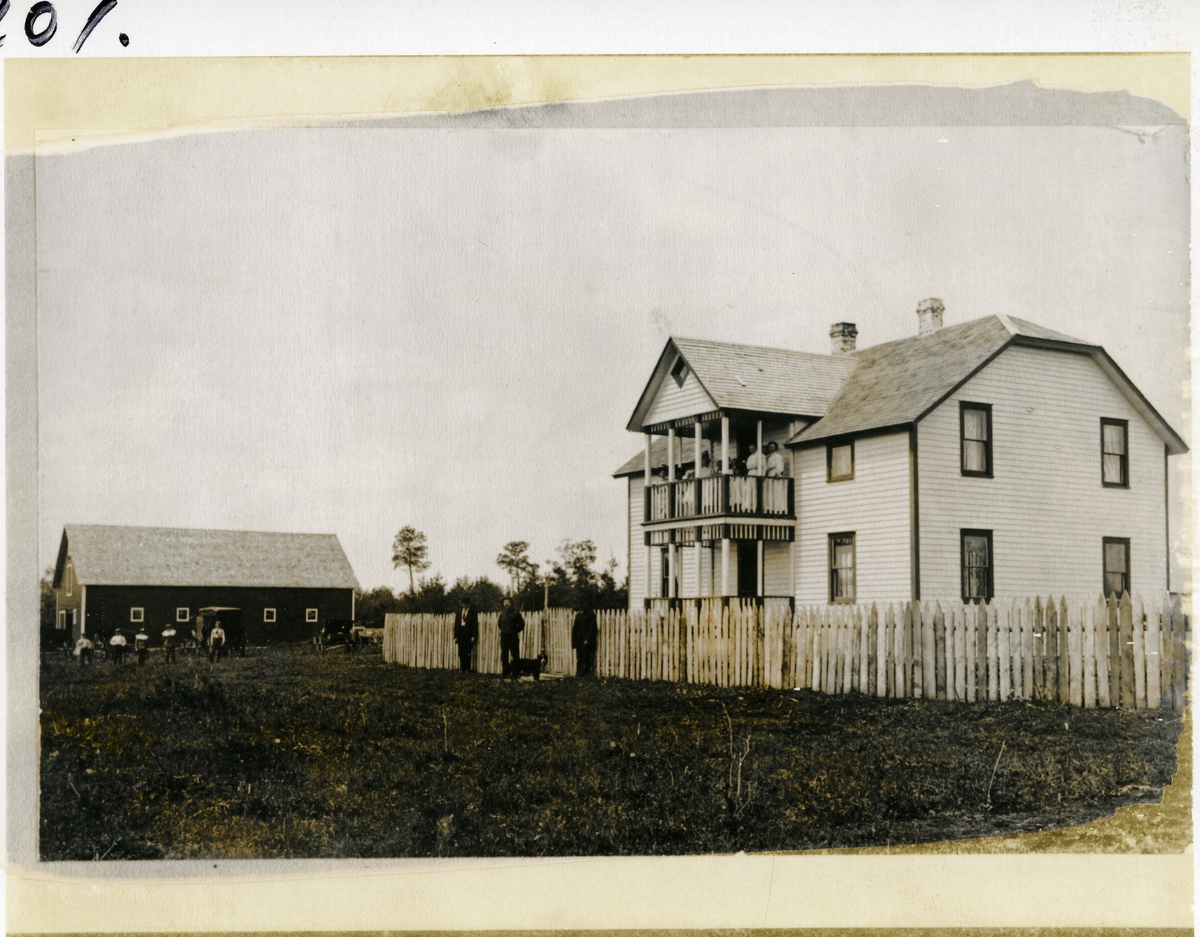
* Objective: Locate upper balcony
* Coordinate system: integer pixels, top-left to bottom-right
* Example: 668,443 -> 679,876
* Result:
644,475 -> 794,524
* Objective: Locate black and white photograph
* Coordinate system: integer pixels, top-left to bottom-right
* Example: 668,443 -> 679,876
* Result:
4,20 -> 1195,934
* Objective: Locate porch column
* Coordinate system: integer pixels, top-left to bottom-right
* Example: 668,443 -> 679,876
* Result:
80,584 -> 87,636
668,543 -> 677,598
667,427 -> 676,482
695,418 -> 703,474
757,419 -> 763,453
721,416 -> 730,474
644,432 -> 653,601
721,537 -> 730,596
757,540 -> 764,597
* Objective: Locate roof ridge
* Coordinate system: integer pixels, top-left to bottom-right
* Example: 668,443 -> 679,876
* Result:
672,335 -> 840,360
66,522 -> 340,538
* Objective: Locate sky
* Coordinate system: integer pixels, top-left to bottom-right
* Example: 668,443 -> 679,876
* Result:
34,95 -> 1190,592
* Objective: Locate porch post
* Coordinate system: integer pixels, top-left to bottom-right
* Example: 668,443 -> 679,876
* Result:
757,539 -> 764,597
80,584 -> 87,636
644,432 -> 653,601
721,537 -> 730,596
667,427 -> 676,482
695,418 -> 703,473
757,419 -> 763,453
668,543 -> 677,598
721,416 -> 730,474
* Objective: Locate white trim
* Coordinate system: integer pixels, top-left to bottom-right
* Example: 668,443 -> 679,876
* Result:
176,607 -> 190,622
306,608 -> 319,623
130,607 -> 144,623
263,607 -> 277,623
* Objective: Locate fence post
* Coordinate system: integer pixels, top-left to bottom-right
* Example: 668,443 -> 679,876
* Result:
1095,596 -> 1111,708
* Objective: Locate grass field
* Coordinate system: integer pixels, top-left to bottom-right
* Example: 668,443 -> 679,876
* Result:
39,645 -> 1185,859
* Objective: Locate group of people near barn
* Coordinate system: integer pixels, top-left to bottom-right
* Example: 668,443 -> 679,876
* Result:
650,440 -> 787,483
72,620 -> 228,666
451,597 -> 599,678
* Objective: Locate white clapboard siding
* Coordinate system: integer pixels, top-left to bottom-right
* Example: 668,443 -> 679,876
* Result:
644,367 -> 716,426
794,430 -> 911,604
627,477 -> 648,607
917,345 -> 1168,600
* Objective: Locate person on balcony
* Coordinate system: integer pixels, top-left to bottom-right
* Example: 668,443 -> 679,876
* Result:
765,441 -> 787,477
696,450 -> 712,478
745,444 -> 765,477
497,597 -> 525,676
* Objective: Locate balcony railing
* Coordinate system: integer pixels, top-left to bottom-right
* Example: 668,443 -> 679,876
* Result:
645,476 -> 793,523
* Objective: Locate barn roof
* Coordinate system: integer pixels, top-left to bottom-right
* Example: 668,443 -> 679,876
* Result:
625,337 -> 856,432
55,525 -> 360,590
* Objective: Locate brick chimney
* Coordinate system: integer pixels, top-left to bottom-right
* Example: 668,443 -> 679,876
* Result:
917,297 -> 944,335
829,322 -> 857,355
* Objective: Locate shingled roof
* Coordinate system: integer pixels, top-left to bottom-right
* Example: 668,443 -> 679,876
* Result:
789,315 -> 1187,452
626,337 -> 856,432
55,525 -> 360,590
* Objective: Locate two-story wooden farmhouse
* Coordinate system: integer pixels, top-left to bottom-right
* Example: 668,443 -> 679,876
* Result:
52,524 -> 359,645
615,301 -> 1187,608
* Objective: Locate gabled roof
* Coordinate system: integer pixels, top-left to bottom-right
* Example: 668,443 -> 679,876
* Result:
54,524 -> 360,590
788,315 -> 1188,454
626,337 -> 857,431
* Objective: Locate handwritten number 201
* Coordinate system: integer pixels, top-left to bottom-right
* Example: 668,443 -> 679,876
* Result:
0,0 -> 120,50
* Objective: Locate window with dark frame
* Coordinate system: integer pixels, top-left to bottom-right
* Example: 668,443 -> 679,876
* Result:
671,356 -> 690,388
960,529 -> 993,603
828,532 -> 856,603
1101,418 -> 1129,488
1103,537 -> 1130,597
827,440 -> 854,482
960,402 -> 992,476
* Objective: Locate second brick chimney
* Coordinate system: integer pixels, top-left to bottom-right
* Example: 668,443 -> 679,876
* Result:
917,297 -> 944,335
829,322 -> 857,355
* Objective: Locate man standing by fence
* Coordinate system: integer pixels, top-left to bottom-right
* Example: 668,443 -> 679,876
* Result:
454,602 -> 479,673
497,597 -> 524,676
572,602 -> 598,676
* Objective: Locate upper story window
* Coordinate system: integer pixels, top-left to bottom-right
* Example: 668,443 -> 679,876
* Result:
827,441 -> 854,482
960,402 -> 993,477
1101,418 -> 1129,488
961,529 -> 993,603
828,532 -> 856,604
671,356 -> 690,388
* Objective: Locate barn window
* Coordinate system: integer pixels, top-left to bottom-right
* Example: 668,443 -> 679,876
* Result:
960,403 -> 992,477
263,608 -> 276,623
1103,537 -> 1130,597
827,441 -> 854,482
176,607 -> 190,622
1101,419 -> 1129,488
56,610 -> 66,630
306,608 -> 318,623
961,529 -> 993,603
828,533 -> 856,604
129,607 -> 144,623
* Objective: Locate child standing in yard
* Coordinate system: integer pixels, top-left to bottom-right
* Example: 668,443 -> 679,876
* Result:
75,634 -> 93,667
208,621 -> 226,663
109,629 -> 127,665
161,626 -> 177,664
134,629 -> 150,666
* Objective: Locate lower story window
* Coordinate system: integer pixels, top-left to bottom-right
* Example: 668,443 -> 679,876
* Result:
306,608 -> 318,623
176,607 -> 190,622
961,529 -> 993,603
263,608 -> 276,623
130,607 -> 144,623
829,532 -> 856,603
1103,537 -> 1130,597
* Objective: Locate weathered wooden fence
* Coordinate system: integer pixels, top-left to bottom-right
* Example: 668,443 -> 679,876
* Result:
383,594 -> 1189,710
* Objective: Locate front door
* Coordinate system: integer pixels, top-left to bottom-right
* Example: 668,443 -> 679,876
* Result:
736,541 -> 758,597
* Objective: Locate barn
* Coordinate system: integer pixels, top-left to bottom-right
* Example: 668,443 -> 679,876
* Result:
51,524 -> 360,647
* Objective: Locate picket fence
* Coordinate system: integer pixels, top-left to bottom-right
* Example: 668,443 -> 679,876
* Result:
383,594 -> 1190,710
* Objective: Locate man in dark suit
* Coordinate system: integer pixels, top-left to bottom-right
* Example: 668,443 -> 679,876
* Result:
453,602 -> 479,673
497,597 -> 524,676
572,602 -> 599,677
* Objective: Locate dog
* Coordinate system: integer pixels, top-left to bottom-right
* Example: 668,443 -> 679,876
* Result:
509,652 -> 548,681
